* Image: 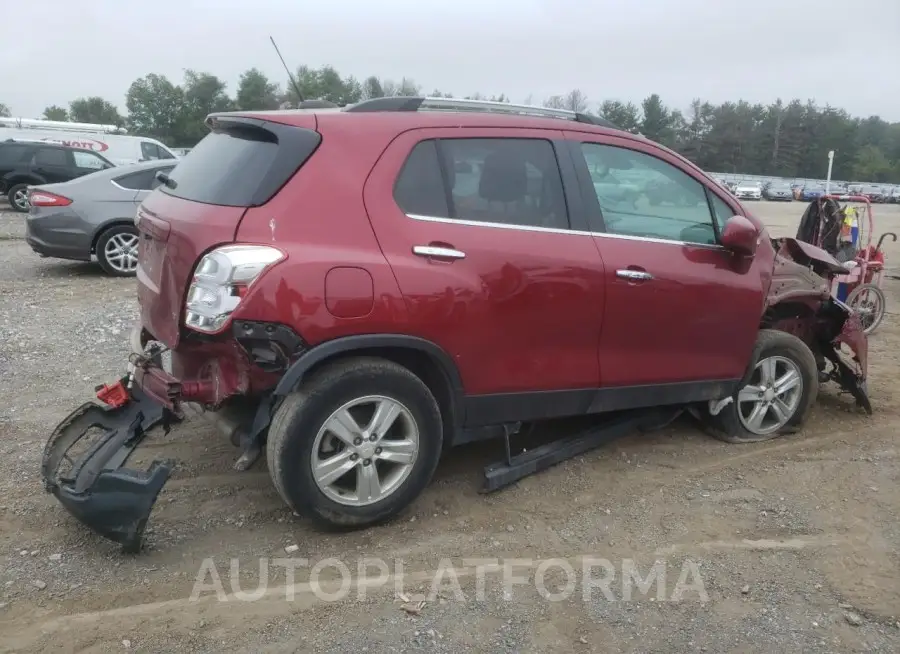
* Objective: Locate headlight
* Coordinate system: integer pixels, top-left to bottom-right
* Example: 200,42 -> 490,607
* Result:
184,245 -> 284,333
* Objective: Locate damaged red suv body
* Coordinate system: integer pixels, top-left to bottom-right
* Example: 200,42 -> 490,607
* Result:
41,98 -> 870,551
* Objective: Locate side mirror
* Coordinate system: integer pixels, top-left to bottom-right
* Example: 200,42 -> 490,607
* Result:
720,215 -> 759,256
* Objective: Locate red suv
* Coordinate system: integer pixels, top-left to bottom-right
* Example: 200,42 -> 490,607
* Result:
41,97 -> 871,551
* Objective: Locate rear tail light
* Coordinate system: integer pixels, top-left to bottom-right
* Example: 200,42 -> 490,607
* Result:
29,191 -> 72,207
184,245 -> 284,333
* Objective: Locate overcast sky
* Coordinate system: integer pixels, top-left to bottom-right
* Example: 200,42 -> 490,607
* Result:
2,0 -> 898,121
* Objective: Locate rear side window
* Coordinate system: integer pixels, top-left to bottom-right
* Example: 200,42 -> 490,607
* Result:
161,120 -> 321,207
115,165 -> 175,191
394,138 -> 570,230
0,144 -> 31,166
141,142 -> 162,160
34,148 -> 68,167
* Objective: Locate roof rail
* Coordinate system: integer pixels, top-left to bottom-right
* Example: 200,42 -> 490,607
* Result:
344,96 -> 621,130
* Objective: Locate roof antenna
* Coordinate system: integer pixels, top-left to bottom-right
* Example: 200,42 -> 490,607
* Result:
270,36 -> 304,103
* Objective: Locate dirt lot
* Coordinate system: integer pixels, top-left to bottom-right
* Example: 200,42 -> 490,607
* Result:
1,200 -> 899,653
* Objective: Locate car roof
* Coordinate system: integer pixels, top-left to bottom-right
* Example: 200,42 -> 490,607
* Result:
2,139 -> 72,150
1,138 -> 115,160
208,97 -> 718,184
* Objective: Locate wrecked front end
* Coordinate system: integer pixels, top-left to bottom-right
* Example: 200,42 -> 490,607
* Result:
767,238 -> 871,413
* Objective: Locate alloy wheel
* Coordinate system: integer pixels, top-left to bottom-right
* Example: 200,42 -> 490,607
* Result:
737,355 -> 804,435
103,233 -> 140,274
12,188 -> 29,211
311,395 -> 419,506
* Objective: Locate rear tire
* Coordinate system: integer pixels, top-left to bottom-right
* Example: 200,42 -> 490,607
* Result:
96,224 -> 140,277
7,184 -> 30,212
705,329 -> 818,443
266,357 -> 443,529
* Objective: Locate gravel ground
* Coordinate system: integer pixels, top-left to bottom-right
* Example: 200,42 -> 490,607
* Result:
1,200 -> 899,653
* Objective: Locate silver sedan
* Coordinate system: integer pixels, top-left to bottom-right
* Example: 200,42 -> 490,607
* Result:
24,159 -> 176,276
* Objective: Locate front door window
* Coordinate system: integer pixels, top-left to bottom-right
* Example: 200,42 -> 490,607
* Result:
581,143 -> 718,245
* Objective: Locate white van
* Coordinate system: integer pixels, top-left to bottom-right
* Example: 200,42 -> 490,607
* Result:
0,117 -> 178,166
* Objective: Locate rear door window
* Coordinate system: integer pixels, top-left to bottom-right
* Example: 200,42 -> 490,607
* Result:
393,141 -> 450,218
393,137 -> 570,230
160,120 -> 321,207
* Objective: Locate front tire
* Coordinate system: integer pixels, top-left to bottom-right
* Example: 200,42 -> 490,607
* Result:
266,357 -> 443,529
706,329 -> 818,443
95,224 -> 140,276
7,184 -> 30,212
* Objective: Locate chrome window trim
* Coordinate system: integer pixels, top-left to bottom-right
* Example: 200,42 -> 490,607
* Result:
405,213 -> 726,250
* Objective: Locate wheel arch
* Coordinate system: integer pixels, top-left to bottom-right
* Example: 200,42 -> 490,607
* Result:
760,299 -> 821,356
761,299 -> 817,324
275,334 -> 465,447
91,219 -> 138,253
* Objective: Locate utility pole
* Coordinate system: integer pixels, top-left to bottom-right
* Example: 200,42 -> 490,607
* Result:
825,150 -> 834,193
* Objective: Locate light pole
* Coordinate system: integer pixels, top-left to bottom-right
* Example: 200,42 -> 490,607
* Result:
825,150 -> 834,194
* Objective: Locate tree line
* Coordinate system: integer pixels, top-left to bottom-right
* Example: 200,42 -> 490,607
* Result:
2,66 -> 899,183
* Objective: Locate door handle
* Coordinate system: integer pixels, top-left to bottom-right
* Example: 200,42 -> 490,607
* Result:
413,245 -> 466,260
616,269 -> 653,281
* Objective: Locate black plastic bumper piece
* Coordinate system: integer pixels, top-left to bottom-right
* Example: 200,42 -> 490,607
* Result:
41,386 -> 178,553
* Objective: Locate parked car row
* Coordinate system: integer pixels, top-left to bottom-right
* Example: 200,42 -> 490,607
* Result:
712,172 -> 900,204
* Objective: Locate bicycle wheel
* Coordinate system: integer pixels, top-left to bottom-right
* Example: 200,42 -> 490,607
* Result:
845,283 -> 886,334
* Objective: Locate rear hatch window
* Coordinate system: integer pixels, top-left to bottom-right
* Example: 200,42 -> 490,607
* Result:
160,117 -> 321,207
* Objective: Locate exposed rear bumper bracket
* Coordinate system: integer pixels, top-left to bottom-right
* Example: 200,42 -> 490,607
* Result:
41,385 -> 181,553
